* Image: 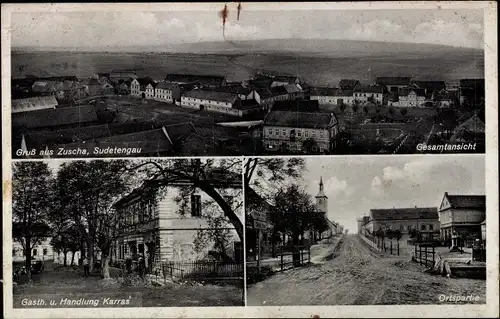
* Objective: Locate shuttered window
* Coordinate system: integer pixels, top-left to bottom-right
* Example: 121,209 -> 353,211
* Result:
191,195 -> 201,217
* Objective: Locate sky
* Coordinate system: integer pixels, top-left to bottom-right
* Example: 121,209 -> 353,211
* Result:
11,7 -> 484,49
302,155 -> 485,233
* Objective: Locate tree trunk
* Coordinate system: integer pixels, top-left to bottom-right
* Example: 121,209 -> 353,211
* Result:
102,246 -> 112,279
87,238 -> 95,272
70,250 -> 76,266
25,237 -> 32,282
198,182 -> 243,241
292,234 -> 301,267
63,250 -> 68,267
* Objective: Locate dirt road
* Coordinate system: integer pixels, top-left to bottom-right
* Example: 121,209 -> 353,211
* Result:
246,235 -> 485,306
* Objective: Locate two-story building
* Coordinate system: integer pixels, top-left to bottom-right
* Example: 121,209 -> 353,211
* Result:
262,110 -> 339,153
270,75 -> 301,88
364,207 -> 440,240
353,85 -> 386,105
131,78 -> 155,98
112,175 -> 242,271
310,87 -> 354,106
154,82 -> 181,103
438,192 -> 486,242
144,83 -> 156,99
12,237 -> 55,262
397,88 -> 427,107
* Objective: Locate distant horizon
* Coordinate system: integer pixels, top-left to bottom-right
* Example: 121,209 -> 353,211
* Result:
11,37 -> 485,52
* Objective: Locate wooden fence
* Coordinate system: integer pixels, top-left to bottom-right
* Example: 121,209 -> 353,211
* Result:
412,244 -> 436,267
160,260 -> 243,286
277,245 -> 311,271
363,235 -> 401,256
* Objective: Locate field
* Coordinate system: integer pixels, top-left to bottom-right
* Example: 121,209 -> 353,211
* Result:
247,235 -> 485,306
12,46 -> 484,87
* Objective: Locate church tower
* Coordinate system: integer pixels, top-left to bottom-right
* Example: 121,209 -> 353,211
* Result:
315,177 -> 328,213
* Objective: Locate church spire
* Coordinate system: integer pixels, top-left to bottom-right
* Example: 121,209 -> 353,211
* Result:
316,176 -> 326,198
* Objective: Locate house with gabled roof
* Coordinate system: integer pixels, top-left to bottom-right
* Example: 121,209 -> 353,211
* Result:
310,87 -> 354,106
131,77 -> 155,98
262,110 -> 339,153
270,75 -> 301,88
155,82 -> 180,103
364,207 -> 439,239
411,80 -> 446,95
181,89 -> 260,117
353,85 -> 387,105
438,192 -> 486,243
397,88 -> 427,108
111,168 -> 242,272
375,77 -> 412,93
338,79 -> 361,91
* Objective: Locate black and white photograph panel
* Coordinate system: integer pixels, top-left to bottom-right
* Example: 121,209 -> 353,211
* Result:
10,4 -> 486,158
11,158 -> 244,308
244,155 -> 486,306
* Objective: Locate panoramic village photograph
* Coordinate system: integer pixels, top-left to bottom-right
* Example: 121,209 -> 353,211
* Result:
11,159 -> 245,307
10,5 -> 485,158
245,155 -> 486,306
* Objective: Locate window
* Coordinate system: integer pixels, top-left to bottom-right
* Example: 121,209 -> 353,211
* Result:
429,224 -> 434,231
282,129 -> 286,136
268,129 -> 272,135
275,129 -> 279,135
32,249 -> 37,256
421,225 -> 426,231
43,248 -> 48,256
312,131 -> 316,137
320,131 -> 325,138
191,194 -> 202,217
297,131 -> 302,137
305,130 -> 309,137
12,249 -> 16,256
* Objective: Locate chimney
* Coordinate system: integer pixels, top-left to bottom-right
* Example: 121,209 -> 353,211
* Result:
444,192 -> 448,196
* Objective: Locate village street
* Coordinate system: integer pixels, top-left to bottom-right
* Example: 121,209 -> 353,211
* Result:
246,235 -> 485,306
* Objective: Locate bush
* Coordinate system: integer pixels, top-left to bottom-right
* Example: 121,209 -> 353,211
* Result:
246,266 -> 274,284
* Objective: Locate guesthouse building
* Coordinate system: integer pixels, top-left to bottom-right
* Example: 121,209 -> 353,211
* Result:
262,110 -> 339,153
